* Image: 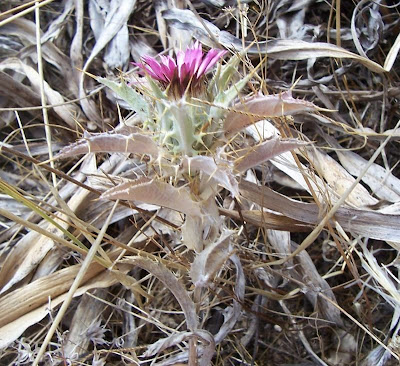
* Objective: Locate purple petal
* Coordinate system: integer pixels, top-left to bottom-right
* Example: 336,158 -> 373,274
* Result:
141,56 -> 168,82
159,55 -> 176,80
185,42 -> 203,77
197,49 -> 227,78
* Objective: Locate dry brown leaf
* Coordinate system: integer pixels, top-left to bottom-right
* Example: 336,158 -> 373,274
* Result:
79,0 -> 137,123
213,254 -> 245,344
0,229 -> 55,294
240,180 -> 400,242
163,8 -> 386,73
336,150 -> 400,203
0,167 -> 97,293
0,17 -> 79,96
101,177 -> 202,217
63,290 -> 107,359
224,92 -> 318,137
56,129 -> 160,159
0,266 -> 121,349
0,260 -> 107,330
220,208 -> 312,232
0,60 -> 79,127
234,137 -> 309,172
89,0 -> 132,69
294,244 -> 343,326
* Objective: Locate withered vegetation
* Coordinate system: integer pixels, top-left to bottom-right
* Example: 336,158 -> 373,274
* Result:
0,1 -> 400,365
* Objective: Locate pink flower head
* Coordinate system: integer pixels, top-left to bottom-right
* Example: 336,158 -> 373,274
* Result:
135,41 -> 226,98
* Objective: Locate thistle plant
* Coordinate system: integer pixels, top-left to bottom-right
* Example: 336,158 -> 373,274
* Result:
57,41 -> 318,364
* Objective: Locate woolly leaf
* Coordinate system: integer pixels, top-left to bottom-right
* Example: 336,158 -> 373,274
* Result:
97,77 -> 150,120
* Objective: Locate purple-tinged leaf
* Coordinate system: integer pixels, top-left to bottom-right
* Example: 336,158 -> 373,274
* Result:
234,137 -> 310,172
101,177 -> 202,218
56,130 -> 159,159
224,91 -> 318,137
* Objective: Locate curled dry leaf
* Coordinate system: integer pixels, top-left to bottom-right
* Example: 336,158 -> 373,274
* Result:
266,230 -> 342,325
0,17 -> 79,97
213,254 -> 245,344
101,177 -> 202,218
63,290 -> 107,359
0,60 -> 79,127
56,129 -> 159,159
190,229 -> 233,288
120,256 -> 198,331
0,229 -> 55,294
234,137 -> 310,172
294,243 -> 343,326
89,0 -> 132,69
79,0 -> 137,122
224,91 -> 318,137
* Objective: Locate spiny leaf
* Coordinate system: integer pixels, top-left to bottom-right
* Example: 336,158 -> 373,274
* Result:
224,91 -> 319,137
101,177 -> 202,217
234,138 -> 310,172
96,77 -> 150,120
56,130 -> 159,159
